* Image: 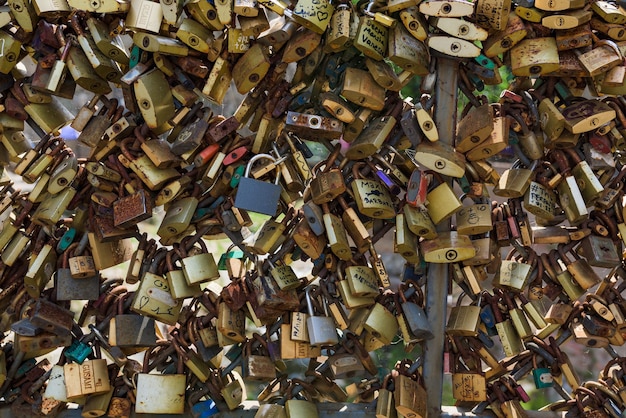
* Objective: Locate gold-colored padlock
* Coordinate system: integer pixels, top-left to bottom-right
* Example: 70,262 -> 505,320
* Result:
510,37 -> 559,77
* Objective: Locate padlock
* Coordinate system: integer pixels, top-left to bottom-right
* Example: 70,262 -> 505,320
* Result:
425,173 -> 463,224
363,300 -> 399,345
280,323 -> 321,359
395,212 -> 421,263
235,153 -> 282,216
178,237 -> 219,285
67,245 -> 96,280
456,99 -> 494,153
491,292 -> 523,357
305,287 -> 338,347
131,250 -> 182,325
388,23 -> 429,74
341,263 -> 378,298
558,243 -> 601,290
216,300 -> 246,343
29,297 -> 74,337
561,147 -> 605,205
24,243 -> 57,298
510,37 -> 560,76
451,351 -> 487,402
579,234 -> 620,268
108,292 -> 157,347
550,149 -> 588,225
543,250 -> 584,302
523,181 -> 557,223
561,99 -> 616,134
531,352 -> 555,389
398,282 -> 434,340
414,140 -> 466,178
63,359 -> 110,400
253,271 -> 300,316
421,231 -> 476,263
394,369 -> 428,417
341,67 -> 386,111
320,203 -> 352,261
456,194 -> 493,235
285,397 -> 319,418
376,374 -> 397,418
135,348 -> 186,414
242,334 -> 277,382
447,292 -> 481,336
493,255 -> 532,292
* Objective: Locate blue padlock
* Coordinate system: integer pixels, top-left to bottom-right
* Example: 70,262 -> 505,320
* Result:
192,399 -> 219,418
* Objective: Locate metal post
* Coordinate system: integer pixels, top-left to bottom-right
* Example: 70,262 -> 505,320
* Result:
424,57 -> 459,417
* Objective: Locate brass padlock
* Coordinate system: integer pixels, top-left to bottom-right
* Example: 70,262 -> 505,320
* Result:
465,103 -> 508,161
510,37 -> 559,77
446,292 -> 480,336
291,0 -> 333,34
232,43 -> 270,94
577,40 -> 623,76
135,372 -> 186,414
421,232 -> 476,264
395,372 -> 427,417
425,174 -> 463,224
350,164 -> 396,219
165,250 -> 202,299
131,252 -> 183,325
63,359 -> 111,400
404,204 -> 437,239
395,213 -> 421,263
456,100 -> 494,153
494,160 -> 534,198
388,24 -> 429,75
133,68 -> 175,130
341,67 -> 386,111
455,194 -> 492,235
325,4 -> 358,52
363,302 -> 398,345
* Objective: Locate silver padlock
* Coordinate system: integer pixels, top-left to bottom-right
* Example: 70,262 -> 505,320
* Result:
305,287 -> 338,347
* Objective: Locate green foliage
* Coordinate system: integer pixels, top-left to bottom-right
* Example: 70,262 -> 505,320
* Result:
523,388 -> 551,410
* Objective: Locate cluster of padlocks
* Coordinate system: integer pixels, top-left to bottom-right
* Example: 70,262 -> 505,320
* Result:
1,0 -> 626,414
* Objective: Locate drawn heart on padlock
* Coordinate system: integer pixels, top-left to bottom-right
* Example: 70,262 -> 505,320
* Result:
317,10 -> 329,21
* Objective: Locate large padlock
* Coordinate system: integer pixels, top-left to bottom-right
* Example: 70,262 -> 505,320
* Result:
510,37 -> 559,77
234,153 -> 282,216
135,353 -> 185,414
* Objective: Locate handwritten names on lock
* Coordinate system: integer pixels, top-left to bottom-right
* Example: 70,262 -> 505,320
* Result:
453,374 -> 486,402
132,272 -> 181,325
525,181 -> 557,217
356,179 -> 395,212
292,0 -> 333,33
346,265 -> 379,294
357,17 -> 388,59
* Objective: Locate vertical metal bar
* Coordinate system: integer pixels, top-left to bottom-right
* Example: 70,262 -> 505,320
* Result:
424,57 -> 459,417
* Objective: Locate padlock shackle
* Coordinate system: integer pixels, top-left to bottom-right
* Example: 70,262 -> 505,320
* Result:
305,286 -> 315,316
244,153 -> 276,177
